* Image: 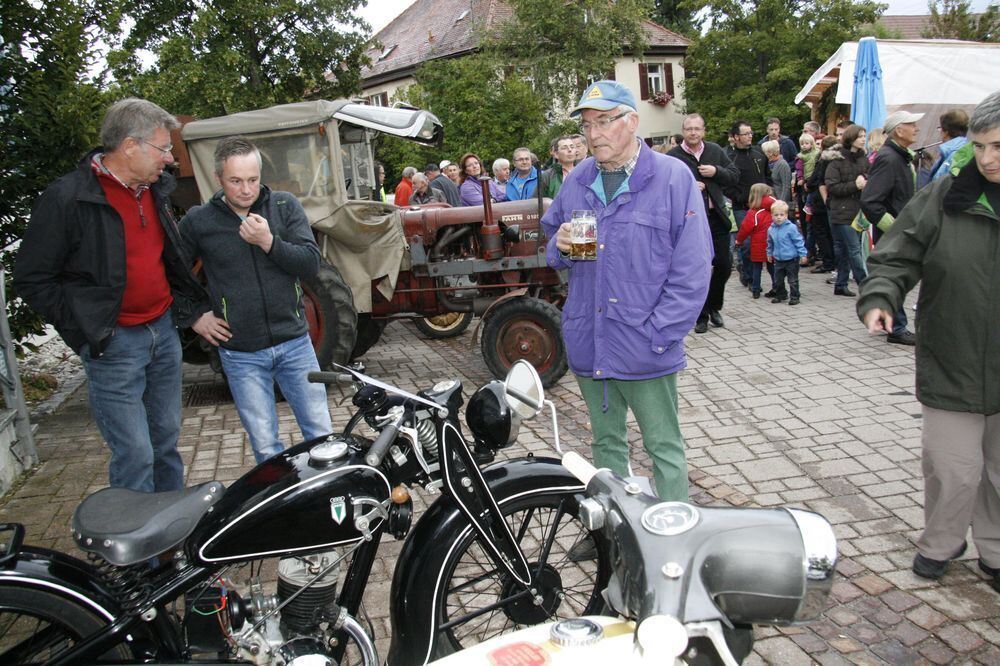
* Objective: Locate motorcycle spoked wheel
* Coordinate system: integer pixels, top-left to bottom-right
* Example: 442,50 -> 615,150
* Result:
0,586 -> 134,663
428,491 -> 610,658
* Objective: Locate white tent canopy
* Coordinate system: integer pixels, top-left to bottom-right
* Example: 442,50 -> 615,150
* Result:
795,39 -> 1000,146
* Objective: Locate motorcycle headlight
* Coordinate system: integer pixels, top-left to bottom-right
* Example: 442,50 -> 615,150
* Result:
466,382 -> 519,451
787,509 -> 837,622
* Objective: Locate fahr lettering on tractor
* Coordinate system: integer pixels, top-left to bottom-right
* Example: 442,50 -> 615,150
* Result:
170,100 -> 569,386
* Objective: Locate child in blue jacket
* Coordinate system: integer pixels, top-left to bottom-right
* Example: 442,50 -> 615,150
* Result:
766,200 -> 808,305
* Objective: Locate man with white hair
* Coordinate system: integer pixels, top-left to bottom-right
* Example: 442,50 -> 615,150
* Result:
409,172 -> 445,205
542,80 -> 712,502
858,90 -> 1000,588
492,158 -> 510,190
860,109 -> 925,345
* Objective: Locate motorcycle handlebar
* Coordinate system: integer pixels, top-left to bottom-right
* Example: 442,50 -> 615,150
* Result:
365,414 -> 404,467
308,371 -> 355,385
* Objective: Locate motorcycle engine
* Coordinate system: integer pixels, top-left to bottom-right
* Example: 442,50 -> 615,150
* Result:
228,550 -> 342,665
277,552 -> 340,633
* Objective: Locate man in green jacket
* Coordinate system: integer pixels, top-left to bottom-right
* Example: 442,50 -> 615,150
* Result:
858,90 -> 1000,590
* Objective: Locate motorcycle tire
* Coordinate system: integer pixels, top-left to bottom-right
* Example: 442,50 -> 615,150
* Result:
302,261 -> 358,369
481,298 -> 568,388
424,490 -> 610,660
0,586 -> 134,663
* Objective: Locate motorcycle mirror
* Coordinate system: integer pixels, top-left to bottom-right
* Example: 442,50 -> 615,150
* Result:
503,360 -> 544,420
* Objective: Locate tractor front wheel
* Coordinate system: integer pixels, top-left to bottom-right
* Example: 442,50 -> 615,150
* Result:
481,298 -> 567,388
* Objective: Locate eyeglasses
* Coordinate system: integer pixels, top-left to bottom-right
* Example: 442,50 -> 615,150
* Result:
579,110 -> 631,133
738,131 -> 753,137
141,139 -> 174,156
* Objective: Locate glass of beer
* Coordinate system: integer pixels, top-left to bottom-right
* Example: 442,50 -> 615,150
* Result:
570,210 -> 597,260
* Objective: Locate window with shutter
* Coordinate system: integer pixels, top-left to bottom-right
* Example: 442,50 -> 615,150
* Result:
638,63 -> 649,100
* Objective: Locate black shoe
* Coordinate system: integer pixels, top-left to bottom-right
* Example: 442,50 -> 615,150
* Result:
913,542 -> 967,579
833,287 -> 856,297
770,296 -> 787,303
887,330 -> 917,346
752,291 -> 760,299
764,290 -> 776,298
694,319 -> 708,334
811,266 -> 832,274
788,298 -> 800,305
568,535 -> 598,562
739,276 -> 749,287
979,559 -> 1000,577
709,310 -> 724,328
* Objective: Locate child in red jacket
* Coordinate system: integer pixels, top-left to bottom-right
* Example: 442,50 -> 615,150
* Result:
734,184 -> 776,299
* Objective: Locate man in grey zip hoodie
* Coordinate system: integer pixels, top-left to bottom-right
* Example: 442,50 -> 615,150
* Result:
182,136 -> 333,462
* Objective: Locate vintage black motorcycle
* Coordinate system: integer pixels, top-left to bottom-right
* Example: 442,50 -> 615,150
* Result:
0,363 -> 610,665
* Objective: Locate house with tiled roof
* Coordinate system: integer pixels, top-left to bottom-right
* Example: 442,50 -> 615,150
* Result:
360,0 -> 692,143
876,14 -> 933,39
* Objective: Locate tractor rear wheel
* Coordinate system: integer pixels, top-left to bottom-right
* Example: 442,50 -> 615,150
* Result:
302,261 -> 358,369
481,298 -> 567,388
414,312 -> 474,339
351,314 -> 387,360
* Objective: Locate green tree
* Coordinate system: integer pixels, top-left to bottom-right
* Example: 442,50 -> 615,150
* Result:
484,0 -> 652,110
376,54 -> 550,187
109,0 -> 373,117
923,0 -> 999,41
1,0 -> 108,350
650,0 -> 702,36
681,0 -> 885,140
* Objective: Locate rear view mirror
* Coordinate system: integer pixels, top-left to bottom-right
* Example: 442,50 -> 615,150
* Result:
504,360 -> 544,420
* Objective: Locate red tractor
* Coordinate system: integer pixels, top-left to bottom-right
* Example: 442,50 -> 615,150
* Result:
172,100 -> 569,386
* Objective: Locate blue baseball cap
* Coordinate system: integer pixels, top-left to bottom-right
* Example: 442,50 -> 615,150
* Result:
570,80 -> 637,118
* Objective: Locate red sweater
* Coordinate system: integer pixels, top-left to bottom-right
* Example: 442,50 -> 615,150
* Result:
734,195 -> 776,262
394,178 -> 413,207
97,173 -> 173,326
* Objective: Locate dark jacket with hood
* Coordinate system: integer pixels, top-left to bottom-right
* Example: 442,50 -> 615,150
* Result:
860,139 -> 916,228
668,141 -> 740,234
13,150 -> 208,356
179,186 -> 320,353
858,144 -> 1000,414
824,146 -> 870,226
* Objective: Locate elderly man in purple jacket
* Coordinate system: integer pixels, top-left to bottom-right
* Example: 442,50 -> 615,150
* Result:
542,80 -> 713,500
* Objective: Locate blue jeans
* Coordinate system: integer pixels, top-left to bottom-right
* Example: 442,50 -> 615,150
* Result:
219,333 -> 333,463
80,311 -> 184,493
831,223 -> 867,289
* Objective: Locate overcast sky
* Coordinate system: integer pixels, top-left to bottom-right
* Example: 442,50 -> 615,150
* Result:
357,0 -> 998,34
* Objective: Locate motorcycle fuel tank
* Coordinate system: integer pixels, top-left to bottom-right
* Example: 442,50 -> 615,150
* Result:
188,437 -> 391,564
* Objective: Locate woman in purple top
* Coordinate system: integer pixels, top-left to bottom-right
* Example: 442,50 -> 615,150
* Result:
459,153 -> 506,206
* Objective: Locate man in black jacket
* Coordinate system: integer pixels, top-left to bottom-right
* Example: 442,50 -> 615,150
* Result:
14,98 -> 209,493
180,137 -> 333,463
670,113 -> 740,332
424,162 -> 461,207
860,110 -> 924,346
725,120 -> 772,286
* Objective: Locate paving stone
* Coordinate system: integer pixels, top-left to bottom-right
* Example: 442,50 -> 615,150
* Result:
914,585 -> 1000,621
881,589 -> 923,612
752,636 -> 815,665
907,603 -> 950,630
920,638 -> 959,664
854,574 -> 894,595
939,624 -> 988,653
890,619 -> 930,646
734,456 -> 802,482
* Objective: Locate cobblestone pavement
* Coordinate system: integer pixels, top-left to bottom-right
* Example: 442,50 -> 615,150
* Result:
3,268 -> 999,665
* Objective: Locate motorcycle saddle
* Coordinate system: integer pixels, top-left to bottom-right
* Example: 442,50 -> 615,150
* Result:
71,481 -> 225,566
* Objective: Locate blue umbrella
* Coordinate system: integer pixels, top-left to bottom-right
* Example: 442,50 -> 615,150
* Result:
851,37 -> 886,135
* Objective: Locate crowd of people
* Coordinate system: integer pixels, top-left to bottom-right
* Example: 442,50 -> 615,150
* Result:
390,135 -> 590,209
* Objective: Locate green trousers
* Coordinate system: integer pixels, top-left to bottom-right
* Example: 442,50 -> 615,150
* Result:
576,373 -> 688,501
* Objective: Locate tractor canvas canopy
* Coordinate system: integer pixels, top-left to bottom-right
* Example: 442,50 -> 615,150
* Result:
181,100 -> 442,222
794,39 -> 1000,147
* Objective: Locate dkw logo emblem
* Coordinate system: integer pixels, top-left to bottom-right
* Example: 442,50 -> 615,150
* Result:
330,496 -> 347,525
